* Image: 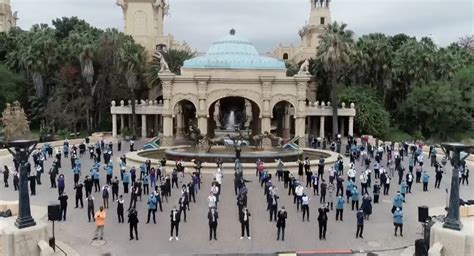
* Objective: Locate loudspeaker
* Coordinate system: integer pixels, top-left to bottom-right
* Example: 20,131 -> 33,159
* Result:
418,206 -> 429,223
415,238 -> 428,256
48,204 -> 61,221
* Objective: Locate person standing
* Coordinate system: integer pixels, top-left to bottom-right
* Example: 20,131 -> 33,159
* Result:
87,195 -> 95,222
400,180 -> 408,202
29,164 -> 37,195
208,207 -> 219,240
345,179 -> 353,203
117,195 -> 124,223
239,207 -> 251,240
49,163 -> 58,188
92,168 -> 100,193
123,171 -> 130,194
276,206 -> 287,241
435,167 -> 443,189
102,185 -> 110,209
383,176 -> 391,195
112,177 -> 119,201
392,191 -> 404,213
179,195 -> 187,223
320,180 -> 327,204
129,186 -> 138,210
74,182 -> 84,208
269,191 -> 279,222
146,194 -> 157,224
58,192 -> 68,221
169,206 -> 180,241
295,183 -> 304,211
317,203 -> 330,240
301,193 -> 310,222
335,195 -> 345,221
393,207 -> 403,237
351,186 -> 360,211
128,208 -> 139,240
57,174 -> 65,196
84,176 -> 93,198
356,209 -> 364,238
3,166 -> 9,187
422,171 -> 430,192
361,193 -> 372,220
406,172 -> 414,193
93,206 -> 106,240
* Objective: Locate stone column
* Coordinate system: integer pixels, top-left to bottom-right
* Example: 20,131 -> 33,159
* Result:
319,116 -> 325,138
261,116 -> 272,147
141,114 -> 147,138
340,117 -> 345,137
112,114 -> 118,138
198,116 -> 208,136
120,114 -> 125,135
348,116 -> 354,137
282,104 -> 290,139
295,116 -> 306,147
154,115 -> 159,134
162,115 -> 173,146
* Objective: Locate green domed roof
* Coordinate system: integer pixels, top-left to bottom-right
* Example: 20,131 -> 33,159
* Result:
183,30 -> 285,70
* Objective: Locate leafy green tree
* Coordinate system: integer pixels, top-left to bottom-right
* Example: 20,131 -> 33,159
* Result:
146,48 -> 194,90
0,64 -> 24,112
317,21 -> 355,138
337,86 -> 390,138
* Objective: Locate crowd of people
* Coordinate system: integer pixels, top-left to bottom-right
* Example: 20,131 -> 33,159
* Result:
0,136 -> 471,244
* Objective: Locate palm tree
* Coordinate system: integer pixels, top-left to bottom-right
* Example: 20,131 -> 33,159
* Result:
119,40 -> 146,139
317,21 -> 355,139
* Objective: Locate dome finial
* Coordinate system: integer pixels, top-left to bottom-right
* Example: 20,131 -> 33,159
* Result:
229,28 -> 236,35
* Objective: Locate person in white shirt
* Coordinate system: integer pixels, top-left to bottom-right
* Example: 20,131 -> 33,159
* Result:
208,193 -> 217,209
295,184 -> 304,212
211,184 -> 219,205
301,193 -> 310,221
360,173 -> 368,195
347,168 -> 356,182
240,207 -> 251,240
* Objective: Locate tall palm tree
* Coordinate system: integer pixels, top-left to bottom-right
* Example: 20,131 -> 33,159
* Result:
317,21 -> 355,139
119,40 -> 146,139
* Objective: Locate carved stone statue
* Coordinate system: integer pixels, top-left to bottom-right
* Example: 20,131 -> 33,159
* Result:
214,101 -> 222,128
1,101 -> 31,142
153,0 -> 170,17
299,58 -> 310,73
244,100 -> 252,129
252,133 -> 265,149
116,0 -> 128,9
154,51 -> 170,72
264,131 -> 284,147
205,136 -> 227,153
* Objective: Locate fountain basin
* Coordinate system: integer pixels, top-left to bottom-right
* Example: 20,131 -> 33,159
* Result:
125,145 -> 338,174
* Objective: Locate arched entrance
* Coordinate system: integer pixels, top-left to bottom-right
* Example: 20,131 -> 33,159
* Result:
272,101 -> 295,140
173,99 -> 197,139
207,96 -> 261,139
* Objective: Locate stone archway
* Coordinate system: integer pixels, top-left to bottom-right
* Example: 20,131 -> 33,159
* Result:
206,89 -> 263,118
173,99 -> 197,139
207,96 -> 261,139
272,100 -> 296,140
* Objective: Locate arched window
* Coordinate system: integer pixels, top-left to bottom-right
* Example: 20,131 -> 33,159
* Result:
283,53 -> 289,60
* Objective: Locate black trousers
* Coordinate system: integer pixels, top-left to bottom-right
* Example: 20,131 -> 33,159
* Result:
129,223 -> 138,239
318,221 -> 327,239
29,177 -> 36,195
143,184 -> 149,195
50,176 -> 56,188
269,205 -> 277,221
171,222 -> 179,236
352,200 -> 359,210
147,209 -> 156,223
384,184 -> 390,195
75,196 -> 83,208
423,182 -> 428,191
336,209 -> 343,221
302,205 -> 310,221
88,207 -> 95,221
94,179 -> 100,192
241,221 -> 250,237
435,178 -> 441,188
123,183 -> 129,193
209,222 -> 217,239
172,179 -> 178,188
356,224 -> 364,237
60,205 -> 67,220
416,172 -> 421,183
394,224 -> 403,235
118,209 -> 124,223
74,174 -> 79,185
277,226 -> 285,240
407,182 -> 412,193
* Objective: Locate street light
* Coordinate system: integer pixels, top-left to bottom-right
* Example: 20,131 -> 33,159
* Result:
440,142 -> 473,231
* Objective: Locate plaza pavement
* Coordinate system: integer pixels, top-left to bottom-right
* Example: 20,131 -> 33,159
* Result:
0,140 -> 473,256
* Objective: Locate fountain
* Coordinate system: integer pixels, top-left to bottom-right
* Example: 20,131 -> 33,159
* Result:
226,110 -> 236,130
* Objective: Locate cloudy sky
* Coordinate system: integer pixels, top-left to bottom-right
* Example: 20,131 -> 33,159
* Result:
11,0 -> 474,52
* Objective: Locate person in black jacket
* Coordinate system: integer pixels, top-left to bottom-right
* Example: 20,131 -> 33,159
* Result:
58,192 -> 68,221
239,207 -> 251,239
276,206 -> 287,241
128,208 -> 139,240
170,206 -> 180,241
74,182 -> 84,208
208,207 -> 219,240
318,203 -> 330,240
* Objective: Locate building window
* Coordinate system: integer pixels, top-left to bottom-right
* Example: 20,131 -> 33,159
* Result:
283,53 -> 288,60
320,17 -> 325,25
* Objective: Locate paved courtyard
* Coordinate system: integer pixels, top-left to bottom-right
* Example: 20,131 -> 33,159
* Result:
0,140 -> 473,255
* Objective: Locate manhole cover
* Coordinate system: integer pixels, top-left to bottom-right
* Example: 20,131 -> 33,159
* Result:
91,240 -> 106,246
367,241 -> 381,247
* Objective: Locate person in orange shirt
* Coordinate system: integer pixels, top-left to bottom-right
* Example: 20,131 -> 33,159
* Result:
93,206 -> 106,240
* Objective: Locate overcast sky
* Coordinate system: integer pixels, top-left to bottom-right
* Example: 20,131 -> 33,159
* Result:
12,0 -> 474,52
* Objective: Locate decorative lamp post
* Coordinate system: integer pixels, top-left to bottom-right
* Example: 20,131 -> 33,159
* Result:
440,142 -> 473,231
0,102 -> 37,229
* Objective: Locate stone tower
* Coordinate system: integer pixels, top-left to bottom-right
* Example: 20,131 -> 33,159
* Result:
0,0 -> 17,32
116,0 -> 189,55
272,0 -> 332,62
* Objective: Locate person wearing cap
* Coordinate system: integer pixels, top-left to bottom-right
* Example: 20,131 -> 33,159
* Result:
239,207 -> 251,240
393,207 -> 404,236
356,209 -> 364,238
335,194 -> 345,221
276,206 -> 287,241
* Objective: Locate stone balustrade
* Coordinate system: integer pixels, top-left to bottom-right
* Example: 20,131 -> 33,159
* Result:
110,99 -> 165,115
